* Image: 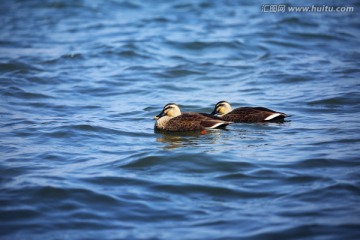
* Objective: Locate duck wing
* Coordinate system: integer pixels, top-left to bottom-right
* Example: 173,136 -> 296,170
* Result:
222,107 -> 287,123
250,107 -> 277,113
167,113 -> 229,131
188,113 -> 231,129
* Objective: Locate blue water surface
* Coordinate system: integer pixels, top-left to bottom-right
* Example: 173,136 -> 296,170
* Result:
1,0 -> 360,239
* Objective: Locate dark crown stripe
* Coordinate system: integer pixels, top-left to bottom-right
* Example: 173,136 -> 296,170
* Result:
164,103 -> 179,109
216,100 -> 229,105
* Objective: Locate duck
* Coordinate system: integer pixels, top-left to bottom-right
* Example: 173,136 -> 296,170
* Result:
154,103 -> 231,132
210,100 -> 289,123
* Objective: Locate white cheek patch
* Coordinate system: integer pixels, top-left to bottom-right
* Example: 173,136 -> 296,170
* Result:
218,107 -> 223,114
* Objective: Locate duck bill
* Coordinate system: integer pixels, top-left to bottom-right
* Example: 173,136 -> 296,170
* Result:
210,109 -> 217,115
153,110 -> 165,120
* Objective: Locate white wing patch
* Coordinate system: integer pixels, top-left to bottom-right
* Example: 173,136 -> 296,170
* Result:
265,113 -> 281,121
207,122 -> 226,129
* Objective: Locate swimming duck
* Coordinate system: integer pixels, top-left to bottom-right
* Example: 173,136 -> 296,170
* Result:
210,100 -> 289,123
154,103 -> 231,132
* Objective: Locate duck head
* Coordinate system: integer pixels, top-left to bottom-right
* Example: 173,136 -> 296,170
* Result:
211,101 -> 232,116
154,103 -> 181,119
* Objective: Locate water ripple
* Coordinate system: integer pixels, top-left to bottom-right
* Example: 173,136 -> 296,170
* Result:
1,0 -> 360,239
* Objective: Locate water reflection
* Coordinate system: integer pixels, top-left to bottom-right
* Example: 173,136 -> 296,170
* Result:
155,129 -> 227,150
155,124 -> 296,157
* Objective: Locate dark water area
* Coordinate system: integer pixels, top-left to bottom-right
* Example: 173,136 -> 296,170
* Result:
1,0 -> 360,239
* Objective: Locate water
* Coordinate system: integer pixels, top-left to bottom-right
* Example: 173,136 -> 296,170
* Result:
1,0 -> 360,239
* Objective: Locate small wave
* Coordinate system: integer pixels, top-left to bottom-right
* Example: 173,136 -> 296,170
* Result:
277,17 -> 319,27
285,181 -> 360,205
155,64 -> 204,79
247,223 -> 360,240
264,39 -> 306,49
308,96 -> 359,106
71,84 -> 125,97
117,50 -> 151,59
0,208 -> 40,222
81,176 -> 153,187
42,53 -> 85,65
161,68 -> 204,78
39,124 -> 137,140
151,182 -> 274,199
284,174 -> 332,184
3,86 -> 54,99
282,158 -> 358,169
60,53 -> 84,60
291,32 -> 345,41
41,0 -> 141,10
281,76 -> 311,83
120,151 -> 258,174
33,185 -> 119,206
0,61 -> 39,73
167,40 -> 243,51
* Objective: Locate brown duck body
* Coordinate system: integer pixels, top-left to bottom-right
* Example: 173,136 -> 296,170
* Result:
220,107 -> 287,123
155,112 -> 230,132
210,101 -> 289,123
154,103 -> 231,132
